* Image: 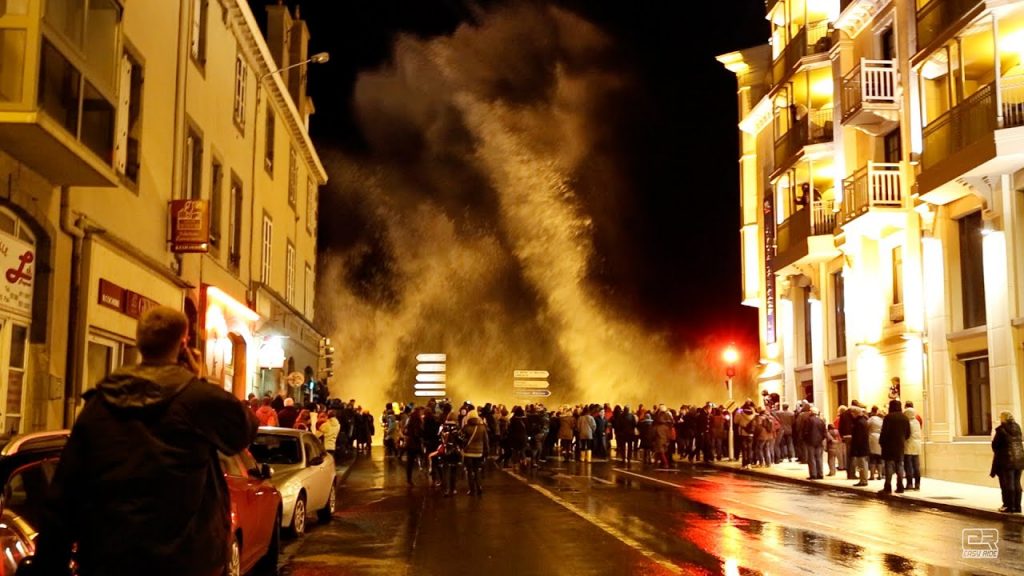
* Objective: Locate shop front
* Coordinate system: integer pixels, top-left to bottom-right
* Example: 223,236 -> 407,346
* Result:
201,285 -> 260,399
0,214 -> 37,436
253,285 -> 321,404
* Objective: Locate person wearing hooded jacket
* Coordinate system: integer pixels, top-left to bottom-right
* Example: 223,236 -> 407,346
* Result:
29,306 -> 258,576
903,405 -> 923,491
991,411 -> 1024,513
462,410 -> 489,495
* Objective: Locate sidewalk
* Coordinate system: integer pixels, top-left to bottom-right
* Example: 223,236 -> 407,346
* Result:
704,457 -> 1023,524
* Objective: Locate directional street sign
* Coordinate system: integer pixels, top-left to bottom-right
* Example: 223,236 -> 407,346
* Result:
513,389 -> 551,397
513,370 -> 549,379
513,380 -> 550,389
415,353 -> 447,397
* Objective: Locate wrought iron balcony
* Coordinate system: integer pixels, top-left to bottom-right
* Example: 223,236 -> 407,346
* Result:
774,199 -> 839,271
841,162 -> 906,226
921,76 -> 1024,173
841,59 -> 900,135
771,22 -> 833,87
773,108 -> 834,173
917,0 -> 984,53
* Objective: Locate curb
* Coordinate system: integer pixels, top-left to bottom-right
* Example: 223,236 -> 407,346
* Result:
707,461 -> 1024,525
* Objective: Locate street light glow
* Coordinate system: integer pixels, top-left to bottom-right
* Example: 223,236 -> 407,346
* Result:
723,346 -> 738,365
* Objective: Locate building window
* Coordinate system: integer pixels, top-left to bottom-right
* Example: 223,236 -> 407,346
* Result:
190,0 -> 208,65
833,377 -> 849,409
959,211 -> 986,329
228,174 -> 243,271
801,380 -> 814,404
39,40 -> 116,162
892,245 -> 903,306
305,262 -> 314,318
306,178 -> 316,235
964,356 -> 991,436
233,53 -> 246,131
883,128 -> 901,164
264,108 -> 275,174
261,214 -> 272,284
286,241 -> 296,304
115,50 -> 143,185
184,127 -> 202,200
803,285 -> 813,365
832,270 -> 846,358
209,160 -> 223,250
288,148 -> 297,208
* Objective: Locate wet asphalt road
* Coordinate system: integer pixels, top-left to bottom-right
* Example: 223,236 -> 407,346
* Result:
279,451 -> 1024,576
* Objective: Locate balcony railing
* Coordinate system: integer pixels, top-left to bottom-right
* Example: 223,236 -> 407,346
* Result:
917,0 -> 983,52
772,22 -> 833,86
811,199 -> 837,235
774,108 -> 834,171
921,77 -> 1024,171
842,162 -> 904,223
841,59 -> 898,120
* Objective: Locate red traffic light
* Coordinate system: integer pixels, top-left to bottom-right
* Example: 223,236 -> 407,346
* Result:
723,346 -> 738,365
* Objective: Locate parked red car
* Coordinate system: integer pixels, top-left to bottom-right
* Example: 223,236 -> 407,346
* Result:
219,450 -> 282,576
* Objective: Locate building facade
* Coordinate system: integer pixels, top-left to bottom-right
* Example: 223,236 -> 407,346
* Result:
0,0 -> 326,435
721,0 -> 1024,486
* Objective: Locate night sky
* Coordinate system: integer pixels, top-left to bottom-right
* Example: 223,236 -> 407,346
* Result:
248,0 -> 771,403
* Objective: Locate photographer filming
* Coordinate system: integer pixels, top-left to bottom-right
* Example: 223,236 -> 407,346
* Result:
24,306 -> 259,576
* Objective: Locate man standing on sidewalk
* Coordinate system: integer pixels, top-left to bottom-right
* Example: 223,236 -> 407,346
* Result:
803,407 -> 826,480
849,406 -> 870,486
879,399 -> 911,494
774,403 -> 795,462
839,401 -> 856,479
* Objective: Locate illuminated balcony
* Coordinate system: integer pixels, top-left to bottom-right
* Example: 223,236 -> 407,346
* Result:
771,22 -> 833,87
840,59 -> 900,135
774,199 -> 840,272
918,76 -> 1024,200
0,1 -> 120,186
916,0 -> 984,53
773,108 -> 834,173
840,162 -> 909,234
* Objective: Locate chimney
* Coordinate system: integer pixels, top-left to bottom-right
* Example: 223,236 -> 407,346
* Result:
288,7 -> 310,118
264,2 -> 293,84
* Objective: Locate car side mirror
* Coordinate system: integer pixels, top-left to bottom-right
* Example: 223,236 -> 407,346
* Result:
308,455 -> 324,467
261,463 -> 273,479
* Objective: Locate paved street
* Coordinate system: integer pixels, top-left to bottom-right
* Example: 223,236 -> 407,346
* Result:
280,452 -> 1023,576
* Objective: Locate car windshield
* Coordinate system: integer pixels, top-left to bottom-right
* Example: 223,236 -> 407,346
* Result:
251,434 -> 302,465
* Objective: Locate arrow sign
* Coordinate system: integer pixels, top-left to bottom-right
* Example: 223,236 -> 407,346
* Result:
417,353 -> 447,363
416,363 -> 446,373
513,370 -> 549,379
513,389 -> 551,397
513,380 -> 550,389
416,373 -> 447,383
414,383 -> 446,390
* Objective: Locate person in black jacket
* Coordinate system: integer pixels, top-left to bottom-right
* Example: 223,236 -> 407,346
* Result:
849,406 -> 871,486
991,411 -> 1024,513
30,306 -> 258,576
879,399 -> 911,494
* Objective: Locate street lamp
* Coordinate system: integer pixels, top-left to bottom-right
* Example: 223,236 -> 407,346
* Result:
260,51 -> 330,82
723,345 -> 738,461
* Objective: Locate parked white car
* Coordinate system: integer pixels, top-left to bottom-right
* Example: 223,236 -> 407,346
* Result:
250,427 -> 337,537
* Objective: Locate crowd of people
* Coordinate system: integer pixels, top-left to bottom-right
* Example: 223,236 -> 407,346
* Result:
247,393 -> 379,463
378,394 -> 1022,513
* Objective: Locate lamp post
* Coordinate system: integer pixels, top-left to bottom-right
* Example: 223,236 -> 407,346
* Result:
723,345 -> 738,461
260,51 -> 330,82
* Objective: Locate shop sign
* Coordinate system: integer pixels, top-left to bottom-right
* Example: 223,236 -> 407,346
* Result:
0,230 -> 35,315
168,200 -> 210,253
98,279 -> 124,311
97,279 -> 161,319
